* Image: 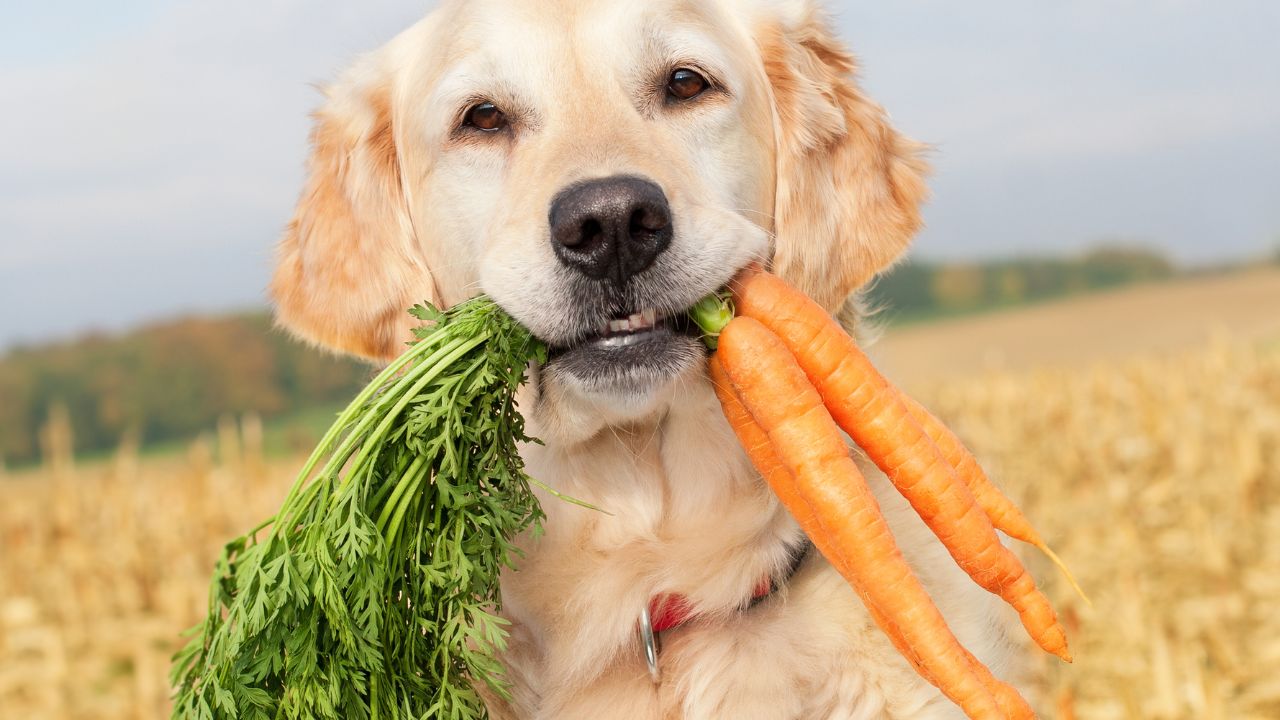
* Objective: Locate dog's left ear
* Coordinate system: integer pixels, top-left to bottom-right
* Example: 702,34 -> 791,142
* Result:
756,3 -> 930,312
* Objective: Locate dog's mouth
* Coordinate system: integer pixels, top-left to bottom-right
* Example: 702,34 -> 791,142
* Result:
545,305 -> 704,393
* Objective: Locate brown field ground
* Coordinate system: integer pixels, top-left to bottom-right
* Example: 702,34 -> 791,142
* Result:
2,271 -> 1278,719
873,267 -> 1280,388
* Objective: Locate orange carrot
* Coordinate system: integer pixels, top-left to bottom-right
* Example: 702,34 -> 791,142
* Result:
898,392 -> 1088,603
709,356 -> 807,520
711,356 -> 1036,719
733,269 -> 1070,662
716,318 -> 1007,719
864,602 -> 1037,720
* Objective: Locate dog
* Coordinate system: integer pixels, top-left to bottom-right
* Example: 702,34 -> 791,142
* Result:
269,0 -> 1031,717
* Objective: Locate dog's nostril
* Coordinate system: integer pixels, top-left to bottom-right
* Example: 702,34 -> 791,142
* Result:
565,219 -> 602,249
631,207 -> 668,234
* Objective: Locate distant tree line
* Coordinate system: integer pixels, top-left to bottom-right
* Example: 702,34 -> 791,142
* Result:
866,246 -> 1176,322
0,314 -> 370,466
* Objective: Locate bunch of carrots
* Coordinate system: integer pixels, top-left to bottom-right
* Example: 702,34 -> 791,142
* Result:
704,267 -> 1082,720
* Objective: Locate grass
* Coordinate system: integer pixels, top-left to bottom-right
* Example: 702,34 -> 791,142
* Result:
134,404 -> 348,462
3,404 -> 349,476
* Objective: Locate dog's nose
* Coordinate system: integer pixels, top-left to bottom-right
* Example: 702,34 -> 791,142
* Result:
549,176 -> 672,285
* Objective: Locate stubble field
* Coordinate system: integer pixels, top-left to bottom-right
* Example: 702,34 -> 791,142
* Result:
3,271 -> 1278,719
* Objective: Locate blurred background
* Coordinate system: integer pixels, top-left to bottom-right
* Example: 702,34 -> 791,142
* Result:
1,1 -> 1277,718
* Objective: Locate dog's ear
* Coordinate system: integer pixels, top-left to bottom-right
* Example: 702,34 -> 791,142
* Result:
756,3 -> 930,312
270,53 -> 437,362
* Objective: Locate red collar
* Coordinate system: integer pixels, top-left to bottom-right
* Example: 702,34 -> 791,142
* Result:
647,576 -> 774,634
644,541 -> 811,634
636,543 -> 811,683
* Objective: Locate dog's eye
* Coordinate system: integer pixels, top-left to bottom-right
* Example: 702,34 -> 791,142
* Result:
464,102 -> 507,132
667,68 -> 709,101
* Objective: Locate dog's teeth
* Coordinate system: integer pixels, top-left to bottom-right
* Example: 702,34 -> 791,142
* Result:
601,309 -> 661,338
624,308 -> 657,330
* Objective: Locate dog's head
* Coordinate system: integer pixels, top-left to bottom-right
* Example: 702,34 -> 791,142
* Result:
271,0 -> 927,423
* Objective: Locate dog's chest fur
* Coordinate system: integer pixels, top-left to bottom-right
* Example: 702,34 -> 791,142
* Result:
486,373 -> 1023,719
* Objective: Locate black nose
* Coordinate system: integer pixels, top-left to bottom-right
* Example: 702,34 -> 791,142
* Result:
549,176 -> 672,285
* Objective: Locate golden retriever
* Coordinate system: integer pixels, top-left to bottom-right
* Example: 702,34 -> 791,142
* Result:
270,0 -> 1031,717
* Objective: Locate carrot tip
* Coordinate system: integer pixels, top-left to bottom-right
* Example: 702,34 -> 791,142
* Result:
1035,541 -> 1091,608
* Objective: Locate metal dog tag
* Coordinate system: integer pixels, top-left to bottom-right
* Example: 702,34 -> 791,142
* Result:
638,604 -> 662,684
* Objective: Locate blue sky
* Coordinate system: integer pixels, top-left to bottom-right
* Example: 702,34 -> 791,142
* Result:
1,0 -> 1277,349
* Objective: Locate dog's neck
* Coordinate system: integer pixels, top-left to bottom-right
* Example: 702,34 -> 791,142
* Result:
503,365 -> 804,687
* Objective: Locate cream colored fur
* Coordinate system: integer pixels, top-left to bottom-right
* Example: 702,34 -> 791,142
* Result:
269,0 -> 1031,717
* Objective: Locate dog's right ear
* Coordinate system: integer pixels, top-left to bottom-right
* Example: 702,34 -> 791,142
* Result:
270,53 -> 437,362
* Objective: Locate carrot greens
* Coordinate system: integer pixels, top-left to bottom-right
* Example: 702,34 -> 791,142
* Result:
171,297 -> 546,720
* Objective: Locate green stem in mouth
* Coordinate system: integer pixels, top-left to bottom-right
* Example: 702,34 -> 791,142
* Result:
689,291 -> 735,350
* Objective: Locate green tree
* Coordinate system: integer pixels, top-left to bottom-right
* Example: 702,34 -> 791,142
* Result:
0,313 -> 369,466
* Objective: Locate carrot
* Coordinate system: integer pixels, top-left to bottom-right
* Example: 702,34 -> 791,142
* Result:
711,356 -> 1036,719
898,392 -> 1088,604
709,356 -> 805,519
864,602 -> 1037,720
732,269 -> 1071,663
715,319 -> 1007,719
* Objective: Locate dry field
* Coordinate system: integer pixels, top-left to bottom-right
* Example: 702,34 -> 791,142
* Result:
0,421 -> 296,720
872,267 -> 1280,388
925,336 -> 1280,719
2,275 -> 1278,719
